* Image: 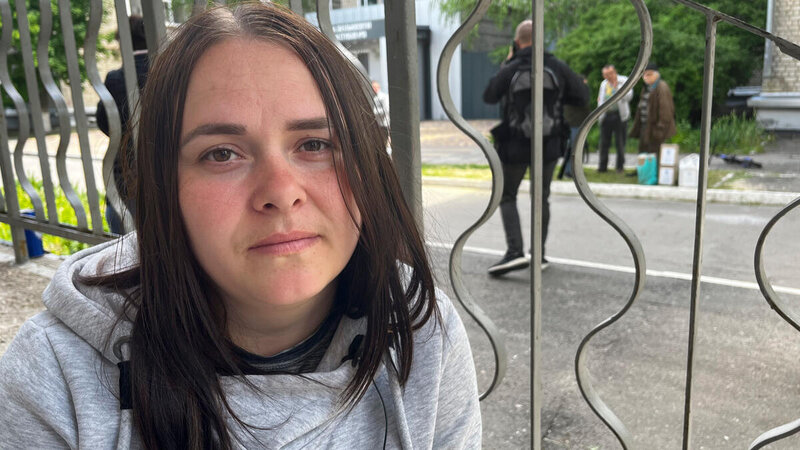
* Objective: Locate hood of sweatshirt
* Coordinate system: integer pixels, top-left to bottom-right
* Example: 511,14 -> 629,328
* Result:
37,235 -> 395,448
42,234 -> 366,372
2,234 -> 480,449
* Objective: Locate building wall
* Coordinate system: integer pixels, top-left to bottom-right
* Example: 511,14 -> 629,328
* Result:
750,0 -> 800,130
762,0 -> 800,92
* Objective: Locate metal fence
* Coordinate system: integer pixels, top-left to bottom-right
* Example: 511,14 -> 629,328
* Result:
1,0 -> 799,448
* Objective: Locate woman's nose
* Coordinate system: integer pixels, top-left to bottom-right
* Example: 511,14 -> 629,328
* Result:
249,155 -> 306,212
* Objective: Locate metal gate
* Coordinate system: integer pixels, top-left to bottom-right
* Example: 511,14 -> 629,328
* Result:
1,0 -> 799,448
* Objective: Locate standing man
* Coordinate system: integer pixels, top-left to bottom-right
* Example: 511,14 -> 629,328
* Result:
597,64 -> 633,173
483,19 -> 589,276
630,63 -> 676,165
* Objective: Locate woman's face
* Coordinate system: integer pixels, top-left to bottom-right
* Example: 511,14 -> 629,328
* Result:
178,38 -> 361,317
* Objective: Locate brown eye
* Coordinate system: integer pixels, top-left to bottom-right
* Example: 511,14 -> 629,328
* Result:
212,149 -> 232,161
203,147 -> 239,162
300,139 -> 331,153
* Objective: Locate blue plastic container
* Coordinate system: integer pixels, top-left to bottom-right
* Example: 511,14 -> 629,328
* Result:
19,210 -> 45,258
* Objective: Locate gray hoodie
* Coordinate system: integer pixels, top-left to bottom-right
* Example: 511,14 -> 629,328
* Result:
0,236 -> 481,449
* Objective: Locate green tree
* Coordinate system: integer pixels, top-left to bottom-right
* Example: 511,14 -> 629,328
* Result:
554,0 -> 766,125
435,0 -> 767,125
1,0 -> 114,107
434,0 -> 604,50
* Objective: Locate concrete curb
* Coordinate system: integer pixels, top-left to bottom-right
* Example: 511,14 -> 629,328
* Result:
422,176 -> 800,206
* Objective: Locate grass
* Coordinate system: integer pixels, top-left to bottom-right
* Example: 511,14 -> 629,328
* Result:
0,179 -> 108,255
422,163 -> 495,180
422,163 -> 749,189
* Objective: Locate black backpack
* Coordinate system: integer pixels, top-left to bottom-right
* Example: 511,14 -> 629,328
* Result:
507,64 -> 562,139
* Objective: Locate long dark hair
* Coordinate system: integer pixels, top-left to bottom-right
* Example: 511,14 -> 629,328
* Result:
90,2 -> 438,448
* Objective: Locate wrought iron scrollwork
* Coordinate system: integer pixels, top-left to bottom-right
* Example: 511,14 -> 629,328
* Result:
3,0 -> 45,221
315,0 -> 370,80
569,1 -> 652,446
38,0 -> 89,230
749,196 -> 800,449
436,0 -> 506,401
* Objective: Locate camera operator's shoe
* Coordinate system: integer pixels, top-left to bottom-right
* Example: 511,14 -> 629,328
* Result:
488,252 -> 529,276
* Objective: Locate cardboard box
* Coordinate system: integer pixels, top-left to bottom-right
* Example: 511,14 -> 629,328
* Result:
659,166 -> 676,186
678,154 -> 700,187
660,144 -> 680,167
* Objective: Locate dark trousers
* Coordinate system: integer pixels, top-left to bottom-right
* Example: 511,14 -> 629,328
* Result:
599,111 -> 627,171
499,159 -> 557,257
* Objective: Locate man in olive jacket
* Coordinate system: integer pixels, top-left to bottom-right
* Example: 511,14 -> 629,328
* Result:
630,63 -> 676,164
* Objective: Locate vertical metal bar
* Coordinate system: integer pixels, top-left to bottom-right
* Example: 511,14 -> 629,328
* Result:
763,0 -> 774,78
531,0 -> 543,448
0,0 -> 35,262
682,13 -> 718,450
192,0 -> 207,17
0,109 -> 27,263
289,0 -> 303,15
40,0 -> 89,231
59,0 -> 104,232
114,3 -> 139,143
15,0 -> 59,225
383,0 -> 422,228
112,0 -> 140,232
141,0 -> 167,59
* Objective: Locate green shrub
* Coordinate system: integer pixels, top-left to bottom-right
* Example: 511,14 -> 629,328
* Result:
710,113 -> 773,155
669,119 -> 701,152
669,114 -> 773,155
0,179 -> 108,255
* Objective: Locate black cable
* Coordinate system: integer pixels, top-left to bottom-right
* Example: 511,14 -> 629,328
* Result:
372,380 -> 388,450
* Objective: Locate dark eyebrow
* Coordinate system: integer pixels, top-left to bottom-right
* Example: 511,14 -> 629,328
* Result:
181,118 -> 330,148
181,123 -> 247,147
286,117 -> 330,131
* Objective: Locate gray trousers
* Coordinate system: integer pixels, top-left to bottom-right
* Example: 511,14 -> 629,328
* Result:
499,159 -> 557,257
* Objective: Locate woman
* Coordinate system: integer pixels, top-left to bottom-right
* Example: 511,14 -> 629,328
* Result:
0,3 -> 480,448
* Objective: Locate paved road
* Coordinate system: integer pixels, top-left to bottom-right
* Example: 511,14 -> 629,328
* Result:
423,184 -> 800,449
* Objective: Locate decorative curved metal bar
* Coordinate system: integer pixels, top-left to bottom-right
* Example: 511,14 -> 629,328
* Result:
289,0 -> 303,16
82,0 -> 117,235
436,0 -> 506,401
192,0 -> 208,16
314,0 -> 370,80
570,1 -> 652,446
665,2 -> 800,447
672,0 -> 800,60
747,196 -> 800,449
2,0 -> 44,220
60,0 -> 106,232
750,417 -> 800,450
0,0 -> 26,214
38,0 -> 88,230
0,176 -> 5,212
15,0 -> 60,224
754,197 -> 800,332
106,0 -> 140,233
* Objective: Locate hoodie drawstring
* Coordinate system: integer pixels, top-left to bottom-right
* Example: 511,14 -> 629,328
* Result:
113,338 -> 133,450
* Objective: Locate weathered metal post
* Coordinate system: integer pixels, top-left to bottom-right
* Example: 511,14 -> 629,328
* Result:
682,12 -> 719,450
530,0 -> 544,447
383,0 -> 422,228
141,0 -> 167,59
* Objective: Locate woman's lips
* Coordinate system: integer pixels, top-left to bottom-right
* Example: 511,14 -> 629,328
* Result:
249,233 -> 320,256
